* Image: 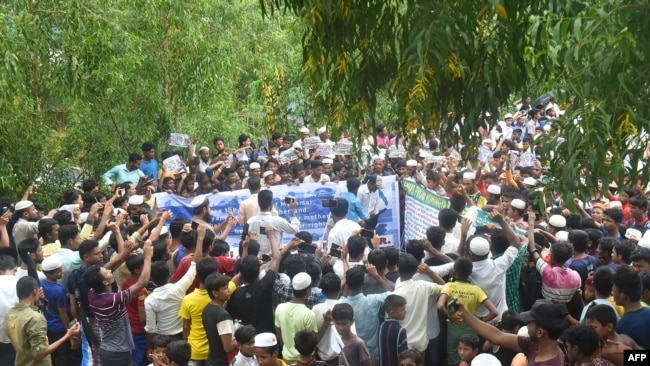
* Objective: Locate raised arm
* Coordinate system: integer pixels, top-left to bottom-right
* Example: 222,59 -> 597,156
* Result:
489,211 -> 521,249
455,302 -> 522,353
266,227 -> 282,274
125,240 -> 153,295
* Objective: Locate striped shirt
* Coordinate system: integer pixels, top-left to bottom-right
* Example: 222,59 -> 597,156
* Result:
378,319 -> 408,366
535,259 -> 581,303
88,288 -> 135,352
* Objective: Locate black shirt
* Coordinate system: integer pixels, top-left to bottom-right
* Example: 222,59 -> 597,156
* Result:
202,303 -> 233,366
226,270 -> 276,333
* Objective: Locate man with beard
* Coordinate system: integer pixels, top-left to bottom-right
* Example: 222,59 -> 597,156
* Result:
190,196 -> 216,234
12,200 -> 40,247
16,238 -> 44,279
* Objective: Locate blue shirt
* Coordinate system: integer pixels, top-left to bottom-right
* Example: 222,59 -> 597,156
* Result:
340,292 -> 390,365
616,307 -> 650,349
102,164 -> 144,185
340,192 -> 370,223
140,159 -> 159,185
40,279 -> 67,332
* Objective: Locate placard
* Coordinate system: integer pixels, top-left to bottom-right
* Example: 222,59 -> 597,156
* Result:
169,133 -> 189,147
163,155 -> 183,172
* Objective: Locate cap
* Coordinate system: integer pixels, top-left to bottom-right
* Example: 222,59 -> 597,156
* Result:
585,276 -> 594,288
556,231 -> 569,241
419,150 -> 429,158
471,354 -> 502,366
482,139 -> 493,145
487,185 -> 501,195
41,256 -> 62,272
322,158 -> 333,164
262,171 -> 273,179
160,226 -> 169,236
519,299 -> 568,326
608,201 -> 622,209
318,126 -> 327,134
292,272 -> 312,291
300,126 -> 310,134
191,195 -> 209,208
638,236 -> 650,249
523,177 -> 538,186
548,215 -> 566,229
406,160 -> 418,167
113,208 -> 126,217
625,228 -> 642,241
462,172 -> 476,180
128,195 -> 144,206
254,332 -> 278,347
249,162 -> 261,170
15,200 -> 33,211
199,146 -> 210,152
469,236 -> 490,256
504,113 -> 513,119
510,199 -> 526,210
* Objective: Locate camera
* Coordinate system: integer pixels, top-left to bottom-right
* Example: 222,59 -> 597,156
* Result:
321,199 -> 338,208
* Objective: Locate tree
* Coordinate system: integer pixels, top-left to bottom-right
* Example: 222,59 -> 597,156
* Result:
262,0 -> 650,199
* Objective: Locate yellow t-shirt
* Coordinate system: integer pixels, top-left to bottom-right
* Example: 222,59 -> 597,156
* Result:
42,242 -> 61,258
441,281 -> 488,319
179,288 -> 211,360
607,296 -> 626,317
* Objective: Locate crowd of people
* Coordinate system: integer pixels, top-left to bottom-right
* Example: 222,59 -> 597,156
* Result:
1,94 -> 650,366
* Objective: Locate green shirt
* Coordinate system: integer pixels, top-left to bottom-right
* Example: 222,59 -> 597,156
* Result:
3,303 -> 51,366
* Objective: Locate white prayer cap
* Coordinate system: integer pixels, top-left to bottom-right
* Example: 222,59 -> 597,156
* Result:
556,231 -> 569,242
487,185 -> 501,195
523,177 -> 538,187
113,208 -> 126,217
254,332 -> 278,347
191,195 -> 209,208
510,199 -> 526,210
41,256 -> 63,272
469,237 -> 490,256
199,146 -> 210,152
504,113 -> 513,119
543,124 -> 552,131
419,150 -> 429,158
548,215 -> 566,228
318,126 -> 327,134
322,158 -> 333,164
160,226 -> 169,236
608,201 -> 622,209
471,354 -> 502,366
14,200 -> 33,211
638,235 -> 650,249
292,272 -> 312,291
462,172 -> 476,180
128,195 -> 144,206
262,171 -> 273,179
406,160 -> 418,167
482,139 -> 493,145
300,126 -> 310,134
249,162 -> 261,170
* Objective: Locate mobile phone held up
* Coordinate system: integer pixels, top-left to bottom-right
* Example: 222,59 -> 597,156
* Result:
360,229 -> 374,239
447,298 -> 459,315
284,197 -> 295,205
329,244 -> 341,257
1,207 -> 8,215
321,199 -> 338,208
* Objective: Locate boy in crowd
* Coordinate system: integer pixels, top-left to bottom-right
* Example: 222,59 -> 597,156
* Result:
332,303 -> 371,366
483,310 -> 521,366
397,349 -> 422,366
231,325 -> 258,366
457,334 -> 480,366
437,257 -> 498,366
40,256 -> 74,366
563,325 -> 615,366
202,273 -> 236,366
584,304 -> 641,366
312,273 -> 343,365
611,265 -> 650,349
378,294 -> 408,366
253,332 -> 285,366
149,334 -> 172,366
124,254 -> 149,366
151,340 -> 192,366
291,330 -> 328,366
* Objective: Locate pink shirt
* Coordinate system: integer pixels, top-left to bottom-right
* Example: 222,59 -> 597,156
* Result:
535,259 -> 581,303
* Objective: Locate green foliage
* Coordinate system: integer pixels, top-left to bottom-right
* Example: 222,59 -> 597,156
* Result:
0,0 -> 306,205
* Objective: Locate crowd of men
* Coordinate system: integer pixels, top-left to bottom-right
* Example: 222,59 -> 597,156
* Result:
0,95 -> 649,366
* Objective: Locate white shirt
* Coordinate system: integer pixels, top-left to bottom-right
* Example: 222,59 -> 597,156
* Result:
312,299 -> 356,361
144,262 -> 197,335
393,279 -> 443,352
357,185 -> 386,215
303,174 -> 330,184
326,219 -> 361,253
469,246 -> 519,322
396,262 -> 454,340
0,274 -> 18,343
333,260 -> 364,280
441,232 -> 460,254
16,267 -> 45,280
247,211 -> 300,255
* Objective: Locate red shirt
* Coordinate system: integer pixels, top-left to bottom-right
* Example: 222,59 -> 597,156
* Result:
122,278 -> 148,334
172,255 -> 236,294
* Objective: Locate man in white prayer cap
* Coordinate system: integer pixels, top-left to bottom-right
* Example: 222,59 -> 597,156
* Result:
461,171 -> 486,207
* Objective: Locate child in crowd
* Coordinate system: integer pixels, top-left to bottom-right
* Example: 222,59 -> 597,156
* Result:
437,257 -> 498,366
457,334 -> 480,366
40,256 -> 74,366
378,294 -> 408,366
332,303 -> 371,366
397,350 -> 423,366
483,310 -> 521,366
254,332 -> 285,366
123,254 -> 150,366
563,325 -> 615,366
291,330 -> 328,366
202,272 -> 236,365
153,340 -> 192,366
148,334 -> 172,366
231,325 -> 258,366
